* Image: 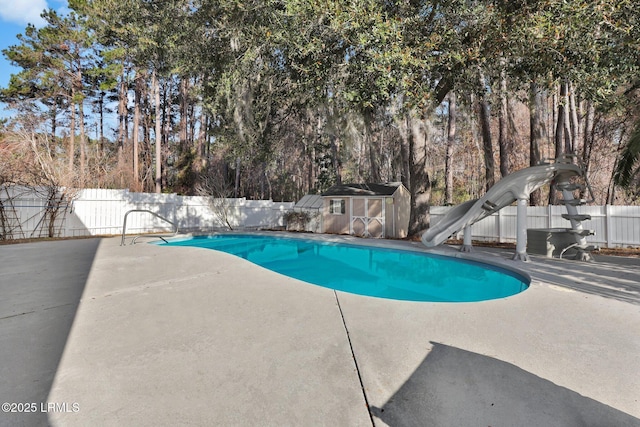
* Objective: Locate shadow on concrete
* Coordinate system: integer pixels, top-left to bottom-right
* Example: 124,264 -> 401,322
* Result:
0,238 -> 100,427
475,247 -> 640,305
370,342 -> 639,427
518,252 -> 640,305
526,257 -> 640,305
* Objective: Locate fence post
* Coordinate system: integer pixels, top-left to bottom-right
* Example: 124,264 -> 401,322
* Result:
605,204 -> 613,248
497,208 -> 503,242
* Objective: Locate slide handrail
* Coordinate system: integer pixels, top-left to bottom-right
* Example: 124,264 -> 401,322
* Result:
120,209 -> 178,246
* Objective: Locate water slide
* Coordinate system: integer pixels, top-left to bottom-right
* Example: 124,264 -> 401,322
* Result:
422,161 -> 583,248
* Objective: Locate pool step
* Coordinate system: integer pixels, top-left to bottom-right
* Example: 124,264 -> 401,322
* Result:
562,214 -> 592,222
558,198 -> 588,206
567,229 -> 595,237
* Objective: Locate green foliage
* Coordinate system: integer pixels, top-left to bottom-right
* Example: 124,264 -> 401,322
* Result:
614,121 -> 640,188
314,149 -> 336,194
284,210 -> 315,231
1,0 -> 639,205
284,210 -> 312,224
1,9 -> 98,130
169,148 -> 199,195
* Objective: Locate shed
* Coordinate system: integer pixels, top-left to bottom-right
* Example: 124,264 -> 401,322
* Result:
321,182 -> 410,238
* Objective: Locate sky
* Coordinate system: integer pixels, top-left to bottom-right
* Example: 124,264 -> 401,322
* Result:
0,0 -> 70,119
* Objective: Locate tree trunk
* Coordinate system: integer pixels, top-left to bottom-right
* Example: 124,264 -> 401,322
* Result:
153,70 -> 162,193
444,92 -> 456,205
98,91 -> 105,153
161,80 -> 170,190
606,157 -> 618,205
78,94 -> 86,186
142,92 -> 153,192
143,120 -> 153,192
196,109 -> 207,171
477,67 -> 494,192
478,98 -> 494,192
554,81 -> 567,159
179,77 -> 189,153
498,63 -> 510,177
74,67 -> 86,185
529,82 -> 545,206
117,73 -> 127,175
330,135 -> 342,185
305,117 -> 313,192
563,81 -> 573,154
569,81 -> 581,156
398,112 -> 430,236
260,162 -> 266,200
50,103 -> 57,142
365,109 -> 380,182
551,81 -> 568,204
133,74 -> 141,189
68,99 -> 75,175
234,157 -> 241,198
581,102 -> 596,199
398,114 -> 411,191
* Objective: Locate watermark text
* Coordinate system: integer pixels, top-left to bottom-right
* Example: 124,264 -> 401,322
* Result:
2,402 -> 80,413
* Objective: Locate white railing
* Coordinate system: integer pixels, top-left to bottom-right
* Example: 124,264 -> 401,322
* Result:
120,209 -> 179,245
430,205 -> 640,248
1,186 -> 293,239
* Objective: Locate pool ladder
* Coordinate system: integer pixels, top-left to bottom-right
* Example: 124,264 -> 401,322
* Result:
120,209 -> 178,245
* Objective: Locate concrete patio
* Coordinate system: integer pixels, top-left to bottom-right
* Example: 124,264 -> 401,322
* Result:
1,234 -> 639,426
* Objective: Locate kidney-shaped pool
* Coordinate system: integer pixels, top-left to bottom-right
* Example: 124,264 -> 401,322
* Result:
158,234 -> 529,302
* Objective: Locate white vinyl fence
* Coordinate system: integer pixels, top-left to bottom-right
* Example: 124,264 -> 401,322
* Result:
2,185 -> 639,248
430,205 -> 640,248
1,186 -> 293,239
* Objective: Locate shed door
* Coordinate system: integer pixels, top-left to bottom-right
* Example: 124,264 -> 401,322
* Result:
350,198 -> 385,238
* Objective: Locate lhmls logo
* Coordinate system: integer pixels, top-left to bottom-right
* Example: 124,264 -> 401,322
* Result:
41,402 -> 80,413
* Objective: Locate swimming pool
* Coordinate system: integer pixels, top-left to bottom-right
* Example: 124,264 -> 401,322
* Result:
159,234 -> 529,302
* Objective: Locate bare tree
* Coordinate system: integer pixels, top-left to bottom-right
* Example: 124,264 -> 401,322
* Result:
194,168 -> 236,230
1,115 -> 78,238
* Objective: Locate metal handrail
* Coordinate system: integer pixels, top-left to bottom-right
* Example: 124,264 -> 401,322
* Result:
120,209 -> 178,246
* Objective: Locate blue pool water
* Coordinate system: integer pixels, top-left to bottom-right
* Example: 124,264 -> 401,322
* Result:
159,234 -> 529,302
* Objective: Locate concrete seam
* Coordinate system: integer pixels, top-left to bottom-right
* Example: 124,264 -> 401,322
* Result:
0,310 -> 36,320
333,290 -> 376,427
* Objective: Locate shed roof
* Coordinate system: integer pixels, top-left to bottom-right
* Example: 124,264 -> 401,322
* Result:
293,194 -> 323,209
322,182 -> 404,197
